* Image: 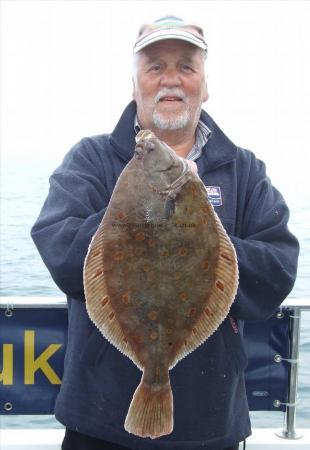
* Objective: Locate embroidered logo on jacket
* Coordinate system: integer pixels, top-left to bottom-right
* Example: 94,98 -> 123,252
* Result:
206,186 -> 222,206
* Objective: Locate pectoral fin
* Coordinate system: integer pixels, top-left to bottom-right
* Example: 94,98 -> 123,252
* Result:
164,195 -> 176,220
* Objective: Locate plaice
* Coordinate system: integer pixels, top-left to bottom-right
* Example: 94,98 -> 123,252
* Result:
83,130 -> 239,439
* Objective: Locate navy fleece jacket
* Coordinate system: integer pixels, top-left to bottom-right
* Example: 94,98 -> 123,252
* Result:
31,101 -> 299,449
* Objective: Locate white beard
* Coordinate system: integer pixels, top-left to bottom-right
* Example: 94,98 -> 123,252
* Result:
152,109 -> 190,130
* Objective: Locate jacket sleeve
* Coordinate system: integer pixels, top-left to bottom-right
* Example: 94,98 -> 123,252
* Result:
31,139 -> 110,301
229,153 -> 299,321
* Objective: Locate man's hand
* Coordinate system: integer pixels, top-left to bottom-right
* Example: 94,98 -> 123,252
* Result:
187,160 -> 198,174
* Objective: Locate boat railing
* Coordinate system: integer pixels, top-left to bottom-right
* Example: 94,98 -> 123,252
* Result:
0,296 -> 309,442
274,298 -> 310,440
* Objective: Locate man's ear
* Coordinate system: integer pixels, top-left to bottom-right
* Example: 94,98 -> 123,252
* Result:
202,83 -> 209,102
132,78 -> 136,100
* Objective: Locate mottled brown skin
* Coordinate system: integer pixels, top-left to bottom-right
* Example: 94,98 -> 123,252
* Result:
100,134 -> 220,386
84,130 -> 238,438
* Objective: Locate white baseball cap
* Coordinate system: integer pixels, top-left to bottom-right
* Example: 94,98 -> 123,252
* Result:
133,16 -> 208,54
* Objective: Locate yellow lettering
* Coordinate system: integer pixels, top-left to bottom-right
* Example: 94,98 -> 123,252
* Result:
24,330 -> 62,385
0,344 -> 13,385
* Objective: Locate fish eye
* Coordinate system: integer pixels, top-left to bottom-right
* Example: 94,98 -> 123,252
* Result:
145,141 -> 155,152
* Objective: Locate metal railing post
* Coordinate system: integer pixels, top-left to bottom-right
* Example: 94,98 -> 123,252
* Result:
276,306 -> 303,440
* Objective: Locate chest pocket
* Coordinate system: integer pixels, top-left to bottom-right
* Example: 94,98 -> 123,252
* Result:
203,186 -> 235,235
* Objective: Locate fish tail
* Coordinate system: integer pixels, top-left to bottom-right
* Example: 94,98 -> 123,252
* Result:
124,376 -> 173,439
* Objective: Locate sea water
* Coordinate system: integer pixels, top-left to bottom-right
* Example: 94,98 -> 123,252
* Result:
0,156 -> 309,430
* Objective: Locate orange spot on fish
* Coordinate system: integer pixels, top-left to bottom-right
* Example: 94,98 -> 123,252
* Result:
135,335 -> 143,343
201,217 -> 208,225
109,312 -> 115,320
216,280 -> 225,292
92,268 -> 103,279
191,185 -> 198,197
187,308 -> 196,318
148,239 -> 156,248
123,337 -> 128,344
202,260 -> 209,271
149,331 -> 158,341
142,265 -> 152,272
221,252 -> 233,263
114,251 -> 124,261
121,293 -> 130,304
192,327 -> 198,335
159,248 -> 169,257
204,307 -> 214,317
174,272 -> 182,280
175,218 -> 183,225
116,211 -> 126,221
179,247 -> 188,257
148,310 -> 158,321
101,296 -> 109,307
200,206 -> 209,214
135,232 -> 145,241
179,292 -> 188,302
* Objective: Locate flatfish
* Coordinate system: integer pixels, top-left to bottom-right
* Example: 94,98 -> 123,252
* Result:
83,130 -> 238,439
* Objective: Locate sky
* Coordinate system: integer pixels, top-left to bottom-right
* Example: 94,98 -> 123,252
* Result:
1,0 -> 310,204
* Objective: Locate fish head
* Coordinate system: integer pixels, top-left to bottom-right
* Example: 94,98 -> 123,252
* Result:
135,130 -> 190,192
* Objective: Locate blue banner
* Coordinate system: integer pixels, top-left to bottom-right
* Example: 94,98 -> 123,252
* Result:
244,307 -> 291,412
0,304 -> 291,414
0,307 -> 67,414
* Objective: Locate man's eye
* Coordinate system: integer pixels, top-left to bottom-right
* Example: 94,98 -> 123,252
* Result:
180,64 -> 193,72
148,64 -> 162,72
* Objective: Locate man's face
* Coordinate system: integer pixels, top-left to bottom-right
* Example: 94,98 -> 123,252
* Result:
132,40 -> 209,132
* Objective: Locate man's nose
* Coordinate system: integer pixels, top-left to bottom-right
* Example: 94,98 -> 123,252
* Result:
159,68 -> 181,87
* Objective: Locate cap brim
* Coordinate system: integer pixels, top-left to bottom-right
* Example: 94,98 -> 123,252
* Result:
133,29 -> 207,53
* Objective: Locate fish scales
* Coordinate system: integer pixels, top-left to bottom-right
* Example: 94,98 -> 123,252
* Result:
83,129 -> 238,439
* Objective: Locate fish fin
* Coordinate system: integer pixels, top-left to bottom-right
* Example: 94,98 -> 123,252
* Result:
170,199 -> 239,368
125,376 -> 173,439
164,194 -> 175,220
83,220 -> 143,370
164,187 -> 182,220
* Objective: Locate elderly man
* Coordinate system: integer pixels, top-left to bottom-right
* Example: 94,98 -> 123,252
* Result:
31,16 -> 299,450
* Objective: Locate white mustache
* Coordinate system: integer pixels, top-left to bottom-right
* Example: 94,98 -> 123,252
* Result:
154,89 -> 187,103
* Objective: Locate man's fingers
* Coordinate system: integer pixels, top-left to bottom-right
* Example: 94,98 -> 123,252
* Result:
187,160 -> 198,174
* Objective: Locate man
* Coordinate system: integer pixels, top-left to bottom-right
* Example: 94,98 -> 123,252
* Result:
31,16 -> 299,450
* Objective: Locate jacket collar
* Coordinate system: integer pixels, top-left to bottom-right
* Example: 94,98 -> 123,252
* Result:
197,108 -> 237,175
109,100 -> 237,172
109,101 -> 137,163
